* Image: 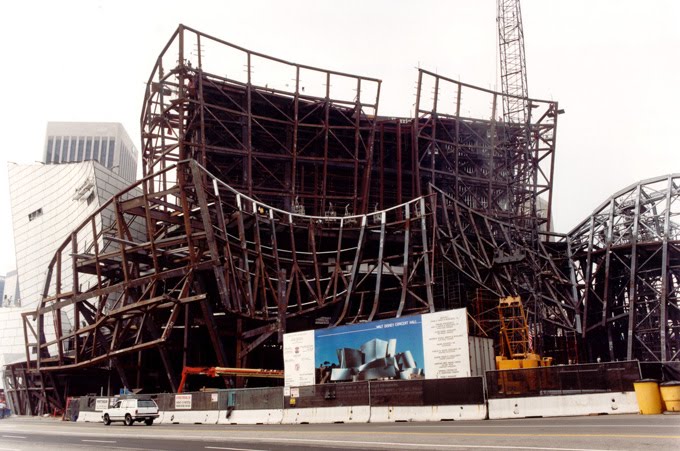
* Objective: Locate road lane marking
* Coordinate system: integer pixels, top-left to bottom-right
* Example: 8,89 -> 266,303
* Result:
234,437 -> 624,451
1,435 -> 25,439
82,439 -> 117,443
211,430 -> 680,441
206,447 -> 267,451
382,424 -> 680,428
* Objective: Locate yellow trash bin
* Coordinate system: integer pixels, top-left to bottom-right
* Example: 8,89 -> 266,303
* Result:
633,379 -> 663,415
660,381 -> 680,412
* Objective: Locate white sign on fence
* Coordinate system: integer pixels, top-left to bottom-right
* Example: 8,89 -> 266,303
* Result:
422,309 -> 471,379
175,394 -> 192,410
95,398 -> 110,411
283,330 -> 315,388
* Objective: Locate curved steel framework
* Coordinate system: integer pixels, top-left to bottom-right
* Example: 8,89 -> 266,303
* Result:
568,175 -> 680,363
5,24 -> 611,415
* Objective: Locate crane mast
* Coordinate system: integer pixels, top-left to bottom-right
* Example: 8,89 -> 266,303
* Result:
497,0 -> 535,225
497,0 -> 529,124
497,0 -> 541,355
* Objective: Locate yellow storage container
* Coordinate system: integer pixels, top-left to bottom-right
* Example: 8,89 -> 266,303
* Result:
660,382 -> 680,412
633,380 -> 663,415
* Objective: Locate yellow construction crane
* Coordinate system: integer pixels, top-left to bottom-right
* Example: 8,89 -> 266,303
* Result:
496,296 -> 551,369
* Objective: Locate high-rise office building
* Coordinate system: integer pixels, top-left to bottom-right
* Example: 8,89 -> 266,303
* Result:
43,122 -> 138,183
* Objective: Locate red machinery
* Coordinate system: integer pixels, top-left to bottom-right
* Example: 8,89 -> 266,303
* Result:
177,367 -> 284,393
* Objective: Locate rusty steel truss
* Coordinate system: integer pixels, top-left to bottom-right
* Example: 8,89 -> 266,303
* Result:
567,175 -> 680,363
7,25 -> 675,415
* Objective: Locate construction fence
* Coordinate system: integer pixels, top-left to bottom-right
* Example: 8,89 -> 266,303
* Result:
76,377 -> 485,414
486,360 -> 639,398
72,362 -> 641,422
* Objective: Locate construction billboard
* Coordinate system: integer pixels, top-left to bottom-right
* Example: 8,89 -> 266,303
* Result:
283,309 -> 470,388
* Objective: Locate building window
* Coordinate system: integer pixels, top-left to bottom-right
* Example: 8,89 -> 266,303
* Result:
55,137 -> 62,162
100,140 -> 108,166
77,138 -> 85,161
28,208 -> 43,221
62,137 -> 70,162
108,139 -> 115,168
109,138 -> 116,165
46,138 -> 53,163
93,138 -> 100,162
85,137 -> 92,160
86,191 -> 95,205
69,136 -> 77,161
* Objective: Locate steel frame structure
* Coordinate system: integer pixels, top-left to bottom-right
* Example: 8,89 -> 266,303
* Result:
567,175 -> 680,363
5,24 -> 631,415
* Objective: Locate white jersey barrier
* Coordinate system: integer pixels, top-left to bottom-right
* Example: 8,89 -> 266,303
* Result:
219,408 -> 284,425
281,406 -> 370,424
369,404 -> 487,422
488,391 -> 638,419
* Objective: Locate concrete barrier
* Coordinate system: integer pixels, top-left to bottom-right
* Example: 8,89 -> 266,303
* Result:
369,404 -> 487,422
76,411 -> 102,423
160,409 -> 219,424
488,391 -> 638,419
155,410 -> 168,424
218,408 -> 284,425
281,406 -> 370,424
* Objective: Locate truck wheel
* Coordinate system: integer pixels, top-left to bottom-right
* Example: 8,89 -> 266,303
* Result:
144,418 -> 154,426
124,414 -> 133,426
103,414 -> 111,426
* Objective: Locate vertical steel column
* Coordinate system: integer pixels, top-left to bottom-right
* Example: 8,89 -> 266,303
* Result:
659,175 -> 673,361
419,197 -> 435,312
335,216 -> 367,325
397,203 -> 411,318
292,67 -> 300,201
368,211 -> 386,321
626,184 -> 641,360
246,52 -> 253,197
602,198 -> 615,360
321,72 -> 331,212
582,215 -> 596,337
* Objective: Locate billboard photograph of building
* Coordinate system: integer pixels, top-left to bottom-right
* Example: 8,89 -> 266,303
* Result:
284,309 -> 470,388
315,316 -> 426,383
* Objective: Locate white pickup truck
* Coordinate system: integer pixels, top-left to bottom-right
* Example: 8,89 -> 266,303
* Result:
102,398 -> 159,426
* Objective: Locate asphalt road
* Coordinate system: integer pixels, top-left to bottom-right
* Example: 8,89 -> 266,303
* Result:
0,414 -> 679,451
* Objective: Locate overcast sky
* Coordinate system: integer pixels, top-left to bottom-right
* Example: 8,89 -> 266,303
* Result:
0,0 -> 678,275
